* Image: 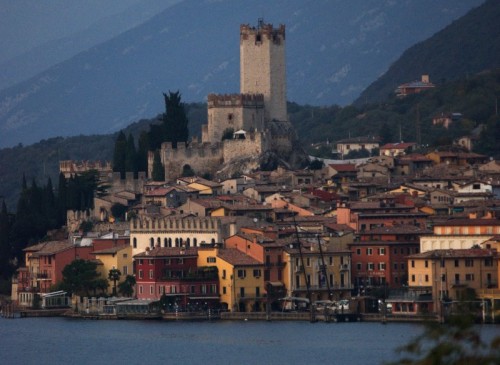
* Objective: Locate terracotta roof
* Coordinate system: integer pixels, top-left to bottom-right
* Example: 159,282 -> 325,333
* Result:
380,142 -> 416,150
29,241 -> 74,256
408,249 -> 498,259
328,164 -> 357,172
217,248 -> 262,266
134,247 -> 198,258
434,218 -> 500,227
92,245 -> 129,255
361,224 -> 432,235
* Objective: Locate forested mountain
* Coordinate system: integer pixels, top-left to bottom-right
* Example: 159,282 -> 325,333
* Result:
355,0 -> 500,105
0,0 -> 481,148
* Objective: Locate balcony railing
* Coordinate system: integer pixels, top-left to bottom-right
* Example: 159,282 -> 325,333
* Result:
294,284 -> 353,291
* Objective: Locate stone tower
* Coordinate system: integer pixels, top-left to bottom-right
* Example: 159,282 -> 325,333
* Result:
240,19 -> 287,122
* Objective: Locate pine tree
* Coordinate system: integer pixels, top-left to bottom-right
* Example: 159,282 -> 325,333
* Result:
57,172 -> 68,226
152,150 -> 165,181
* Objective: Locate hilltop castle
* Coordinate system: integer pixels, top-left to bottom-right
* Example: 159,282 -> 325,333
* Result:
152,20 -> 306,181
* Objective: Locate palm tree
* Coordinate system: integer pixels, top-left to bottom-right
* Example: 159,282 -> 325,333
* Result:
108,268 -> 121,296
118,275 -> 136,297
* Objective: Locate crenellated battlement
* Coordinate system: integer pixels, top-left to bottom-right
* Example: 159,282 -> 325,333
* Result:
131,215 -> 221,232
207,93 -> 264,108
240,21 -> 285,42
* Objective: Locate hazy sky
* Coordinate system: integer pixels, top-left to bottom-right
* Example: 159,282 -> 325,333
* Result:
0,0 -> 145,63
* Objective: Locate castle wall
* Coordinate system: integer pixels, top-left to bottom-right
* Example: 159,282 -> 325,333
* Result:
204,93 -> 265,144
161,142 -> 224,181
240,22 -> 287,122
110,172 -> 146,194
222,132 -> 267,162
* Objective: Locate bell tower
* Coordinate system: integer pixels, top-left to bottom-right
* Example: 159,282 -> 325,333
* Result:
240,19 -> 287,122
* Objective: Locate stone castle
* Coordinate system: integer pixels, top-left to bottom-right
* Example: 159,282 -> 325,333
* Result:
151,20 -> 306,181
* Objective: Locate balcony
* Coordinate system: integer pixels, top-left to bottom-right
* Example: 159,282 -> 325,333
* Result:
339,264 -> 350,271
294,284 -> 353,292
295,265 -> 304,273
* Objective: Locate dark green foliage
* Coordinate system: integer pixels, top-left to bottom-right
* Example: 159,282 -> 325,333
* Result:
112,131 -> 127,178
182,164 -> 195,177
108,268 -> 121,296
308,159 -> 324,170
0,200 -> 13,280
60,259 -> 108,296
161,91 -> 189,148
125,133 -> 138,175
379,122 -> 393,145
110,203 -> 127,221
118,275 -> 136,297
387,315 -> 500,365
221,128 -> 234,141
151,150 -> 164,181
357,0 -> 500,106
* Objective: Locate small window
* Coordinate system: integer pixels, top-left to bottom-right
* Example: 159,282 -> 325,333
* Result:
367,263 -> 374,271
207,257 -> 216,263
237,269 -> 246,279
367,248 -> 373,255
253,269 -> 261,277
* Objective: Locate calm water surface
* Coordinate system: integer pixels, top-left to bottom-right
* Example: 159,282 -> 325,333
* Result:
0,318 -> 495,365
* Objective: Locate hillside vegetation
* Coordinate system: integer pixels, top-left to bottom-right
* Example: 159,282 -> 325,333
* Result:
355,0 -> 500,105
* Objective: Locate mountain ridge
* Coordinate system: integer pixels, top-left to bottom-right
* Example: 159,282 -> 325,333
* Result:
0,0 -> 482,148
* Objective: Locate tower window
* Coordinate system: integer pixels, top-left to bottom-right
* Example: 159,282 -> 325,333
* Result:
256,34 -> 262,43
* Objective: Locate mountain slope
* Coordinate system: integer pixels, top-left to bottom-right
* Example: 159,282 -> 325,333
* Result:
0,0 -> 181,90
355,0 -> 500,105
0,0 -> 482,148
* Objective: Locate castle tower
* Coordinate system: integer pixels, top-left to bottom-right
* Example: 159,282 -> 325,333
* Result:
240,19 -> 287,122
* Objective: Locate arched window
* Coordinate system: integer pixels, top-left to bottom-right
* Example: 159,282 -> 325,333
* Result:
211,238 -> 215,244
164,238 -> 168,247
133,238 -> 137,249
168,238 -> 172,247
193,238 -> 197,247
186,238 -> 190,248
150,238 -> 154,248
157,237 -> 161,246
175,238 -> 179,247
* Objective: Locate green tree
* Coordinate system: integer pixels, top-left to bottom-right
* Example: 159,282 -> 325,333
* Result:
221,128 -> 234,141
152,150 -> 165,181
108,268 -> 121,296
113,131 -> 127,178
162,91 -> 189,148
137,131 -> 150,173
182,164 -> 195,177
387,315 -> 500,365
118,275 -> 136,297
110,203 -> 127,222
125,133 -> 138,175
60,259 -> 107,296
0,200 -> 13,280
379,122 -> 393,144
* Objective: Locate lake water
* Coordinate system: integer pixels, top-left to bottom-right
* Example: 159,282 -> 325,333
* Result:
0,318 -> 496,365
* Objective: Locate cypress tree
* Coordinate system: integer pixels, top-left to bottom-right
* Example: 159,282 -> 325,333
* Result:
113,131 -> 127,178
137,131 -> 150,173
162,91 -> 189,148
125,133 -> 138,174
152,150 -> 165,181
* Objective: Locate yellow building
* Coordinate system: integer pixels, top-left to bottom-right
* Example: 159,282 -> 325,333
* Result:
408,249 -> 498,313
92,245 -> 133,295
198,247 -> 265,312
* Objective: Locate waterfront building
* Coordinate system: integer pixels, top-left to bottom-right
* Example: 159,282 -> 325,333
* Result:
134,247 -> 220,309
406,248 -> 498,314
198,247 -> 264,312
282,239 -> 352,303
350,225 -> 431,291
92,244 -> 132,295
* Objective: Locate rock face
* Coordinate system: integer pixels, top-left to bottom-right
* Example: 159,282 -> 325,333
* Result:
156,21 -> 307,181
